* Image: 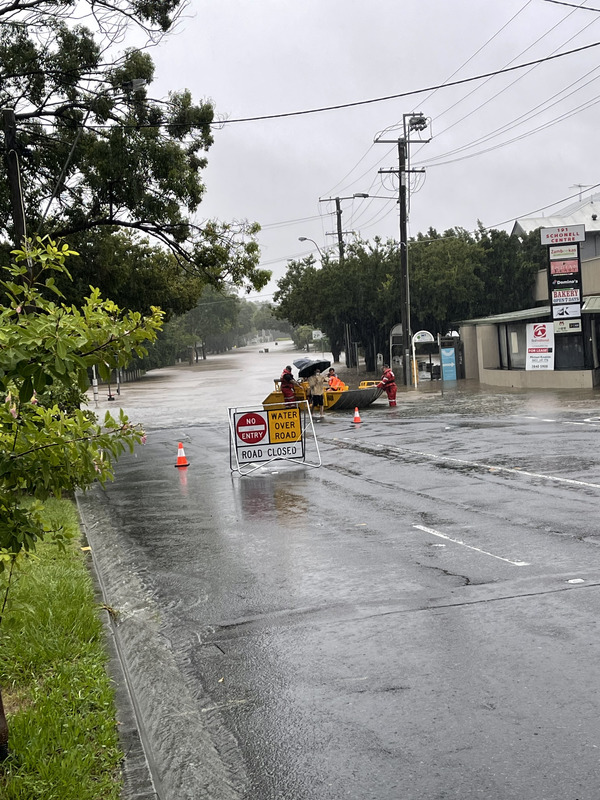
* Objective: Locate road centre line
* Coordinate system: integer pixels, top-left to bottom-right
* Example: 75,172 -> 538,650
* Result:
388,446 -> 600,490
414,525 -> 530,566
519,414 -> 599,428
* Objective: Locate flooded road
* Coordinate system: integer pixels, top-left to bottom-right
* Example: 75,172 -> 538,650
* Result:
80,343 -> 600,800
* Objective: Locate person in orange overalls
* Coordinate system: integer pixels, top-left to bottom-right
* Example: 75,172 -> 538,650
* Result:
377,364 -> 397,407
327,368 -> 345,391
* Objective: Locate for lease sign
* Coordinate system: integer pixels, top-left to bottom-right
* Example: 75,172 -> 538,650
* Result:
526,322 -> 554,370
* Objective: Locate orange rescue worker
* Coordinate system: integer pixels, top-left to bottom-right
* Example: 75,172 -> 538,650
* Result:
328,368 -> 345,391
378,364 -> 397,407
280,365 -> 299,406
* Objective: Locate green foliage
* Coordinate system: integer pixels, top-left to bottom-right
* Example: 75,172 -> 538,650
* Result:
292,325 -> 314,352
252,302 -> 291,335
0,0 -> 271,301
0,505 -> 122,799
410,228 -> 485,333
50,228 -> 206,320
274,227 -> 541,361
0,237 -> 163,562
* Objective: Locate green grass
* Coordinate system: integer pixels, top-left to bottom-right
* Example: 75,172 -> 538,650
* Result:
0,498 -> 122,800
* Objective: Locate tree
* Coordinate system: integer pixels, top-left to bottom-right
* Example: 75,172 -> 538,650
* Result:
177,285 -> 240,358
274,242 -> 400,368
292,325 -> 314,352
409,228 -> 485,335
0,0 -> 186,34
274,256 -> 346,361
252,302 -> 291,338
47,228 -> 205,319
0,0 -> 270,304
0,237 -> 163,760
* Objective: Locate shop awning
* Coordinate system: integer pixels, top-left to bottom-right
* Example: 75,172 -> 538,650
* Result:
458,306 -> 550,326
582,295 -> 600,312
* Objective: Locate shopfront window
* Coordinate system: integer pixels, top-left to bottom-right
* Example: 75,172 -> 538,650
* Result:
507,324 -> 526,369
498,325 -> 509,369
554,333 -> 584,370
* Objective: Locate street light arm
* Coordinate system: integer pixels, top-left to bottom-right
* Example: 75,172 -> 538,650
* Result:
298,236 -> 324,258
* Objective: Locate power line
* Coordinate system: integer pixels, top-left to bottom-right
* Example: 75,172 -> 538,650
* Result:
210,40 -> 600,125
543,0 -> 600,10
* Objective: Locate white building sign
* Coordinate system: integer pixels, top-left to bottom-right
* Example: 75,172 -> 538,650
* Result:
540,225 -> 585,245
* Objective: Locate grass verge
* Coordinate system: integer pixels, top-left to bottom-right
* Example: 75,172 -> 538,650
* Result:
0,497 -> 122,800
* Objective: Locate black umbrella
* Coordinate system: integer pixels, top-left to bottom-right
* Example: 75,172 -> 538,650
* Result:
293,358 -> 331,378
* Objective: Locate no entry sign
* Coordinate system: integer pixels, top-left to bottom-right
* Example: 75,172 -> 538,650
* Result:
236,411 -> 268,445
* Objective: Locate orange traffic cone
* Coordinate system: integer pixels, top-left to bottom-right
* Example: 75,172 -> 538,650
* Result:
353,407 -> 362,424
174,442 -> 189,468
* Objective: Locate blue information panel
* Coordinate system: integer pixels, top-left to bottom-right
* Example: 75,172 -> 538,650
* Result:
441,347 -> 457,381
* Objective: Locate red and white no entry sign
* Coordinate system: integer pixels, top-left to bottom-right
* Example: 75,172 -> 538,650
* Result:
236,412 -> 268,444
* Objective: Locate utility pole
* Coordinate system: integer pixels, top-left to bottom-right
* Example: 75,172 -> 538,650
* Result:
319,194 -> 367,368
2,108 -> 26,248
335,197 -> 344,263
376,113 -> 430,385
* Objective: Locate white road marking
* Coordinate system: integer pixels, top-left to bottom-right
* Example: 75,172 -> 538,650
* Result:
398,447 -> 600,490
414,524 -> 530,566
517,414 -> 600,428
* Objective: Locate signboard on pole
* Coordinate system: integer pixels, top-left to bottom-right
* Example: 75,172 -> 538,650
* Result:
526,322 -> 554,370
543,228 -> 585,336
540,225 -> 585,244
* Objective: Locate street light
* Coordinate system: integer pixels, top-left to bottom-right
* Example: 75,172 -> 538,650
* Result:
298,236 -> 324,258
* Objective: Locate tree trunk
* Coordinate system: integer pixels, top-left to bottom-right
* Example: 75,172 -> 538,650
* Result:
0,687 -> 8,761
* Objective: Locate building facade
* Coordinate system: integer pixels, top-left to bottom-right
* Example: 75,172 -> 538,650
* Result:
459,195 -> 600,389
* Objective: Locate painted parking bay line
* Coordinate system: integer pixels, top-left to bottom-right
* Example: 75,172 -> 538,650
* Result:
413,524 -> 530,566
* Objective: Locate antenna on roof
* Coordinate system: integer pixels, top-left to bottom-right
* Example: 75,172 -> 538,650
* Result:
570,184 -> 593,202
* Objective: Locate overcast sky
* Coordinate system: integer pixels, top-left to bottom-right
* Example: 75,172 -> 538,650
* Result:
148,0 -> 600,300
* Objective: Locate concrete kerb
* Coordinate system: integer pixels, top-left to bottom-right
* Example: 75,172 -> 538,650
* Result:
76,486 -> 249,800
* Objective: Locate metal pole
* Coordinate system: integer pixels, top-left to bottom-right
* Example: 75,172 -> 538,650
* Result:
335,197 -> 354,368
335,197 -> 345,263
399,138 -> 411,386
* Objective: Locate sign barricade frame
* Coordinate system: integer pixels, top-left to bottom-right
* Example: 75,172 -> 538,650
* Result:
228,399 -> 321,476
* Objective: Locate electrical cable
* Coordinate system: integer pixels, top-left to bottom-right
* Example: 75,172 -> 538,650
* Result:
423,90 -> 600,168
324,3 -> 590,204
417,62 -> 600,165
206,40 -> 600,125
543,0 -> 600,10
413,7 -> 600,164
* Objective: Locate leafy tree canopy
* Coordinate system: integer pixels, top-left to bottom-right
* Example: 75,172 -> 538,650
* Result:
274,227 -> 542,365
0,0 -> 270,307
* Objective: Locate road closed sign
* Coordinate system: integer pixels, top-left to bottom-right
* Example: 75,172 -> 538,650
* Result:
233,407 -> 304,465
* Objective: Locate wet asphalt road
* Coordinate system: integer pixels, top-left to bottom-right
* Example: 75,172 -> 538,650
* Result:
79,343 -> 600,800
